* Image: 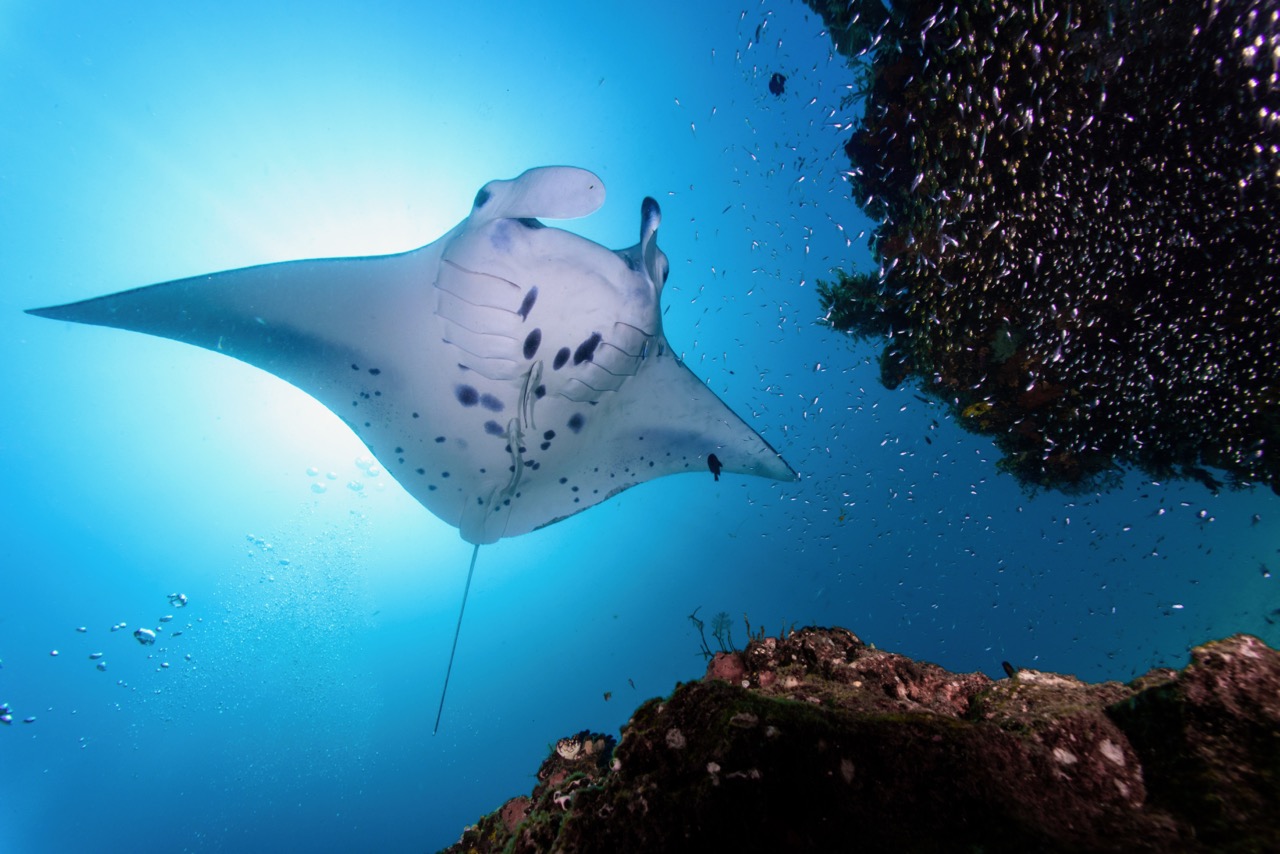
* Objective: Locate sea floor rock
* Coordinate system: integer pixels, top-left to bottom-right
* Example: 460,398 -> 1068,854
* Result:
441,628 -> 1280,853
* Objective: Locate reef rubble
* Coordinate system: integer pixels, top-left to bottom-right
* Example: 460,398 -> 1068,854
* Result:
441,627 -> 1279,853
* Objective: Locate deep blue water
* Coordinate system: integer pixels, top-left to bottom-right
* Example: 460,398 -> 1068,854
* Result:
2,2 -> 1276,851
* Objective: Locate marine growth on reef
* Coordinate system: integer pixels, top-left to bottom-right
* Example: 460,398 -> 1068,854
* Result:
809,0 -> 1280,494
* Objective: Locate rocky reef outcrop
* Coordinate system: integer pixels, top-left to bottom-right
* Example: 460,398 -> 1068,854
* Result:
441,627 -> 1280,853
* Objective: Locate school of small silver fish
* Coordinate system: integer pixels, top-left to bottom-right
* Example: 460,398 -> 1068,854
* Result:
813,0 -> 1279,494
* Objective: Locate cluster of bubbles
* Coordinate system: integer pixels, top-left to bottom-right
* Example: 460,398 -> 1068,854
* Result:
306,466 -> 338,494
0,700 -> 36,725
2,594 -> 195,729
305,456 -> 383,495
245,533 -> 293,582
115,598 -> 196,678
810,0 -> 1279,494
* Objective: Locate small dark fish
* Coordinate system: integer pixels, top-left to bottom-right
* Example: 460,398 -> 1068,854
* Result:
603,691 -> 612,701
768,72 -> 786,97
707,453 -> 723,481
1001,660 -> 1017,678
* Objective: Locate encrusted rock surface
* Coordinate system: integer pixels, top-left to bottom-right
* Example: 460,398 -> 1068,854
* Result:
441,628 -> 1280,853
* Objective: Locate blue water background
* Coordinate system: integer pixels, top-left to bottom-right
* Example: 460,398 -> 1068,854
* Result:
1,2 -> 1276,851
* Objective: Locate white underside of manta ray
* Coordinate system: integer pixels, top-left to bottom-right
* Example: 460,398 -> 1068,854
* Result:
29,165 -> 797,543
27,165 -> 798,731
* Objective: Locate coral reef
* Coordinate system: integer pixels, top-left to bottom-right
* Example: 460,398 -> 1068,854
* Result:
808,0 -> 1280,494
441,627 -> 1279,853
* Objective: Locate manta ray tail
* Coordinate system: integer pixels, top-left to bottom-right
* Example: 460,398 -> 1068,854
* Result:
433,543 -> 481,735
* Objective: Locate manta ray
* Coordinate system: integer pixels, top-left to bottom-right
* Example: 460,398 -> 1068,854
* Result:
28,165 -> 798,730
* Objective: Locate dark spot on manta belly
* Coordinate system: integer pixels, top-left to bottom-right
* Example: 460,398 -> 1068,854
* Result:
535,384 -> 546,398
368,368 -> 381,376
523,328 -> 541,360
553,347 -> 570,370
574,333 -> 602,365
473,187 -> 491,208
480,393 -> 504,412
567,413 -> 585,433
484,420 -> 504,436
517,287 -> 538,321
456,385 -> 479,406
543,430 -> 555,440
489,224 -> 512,251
